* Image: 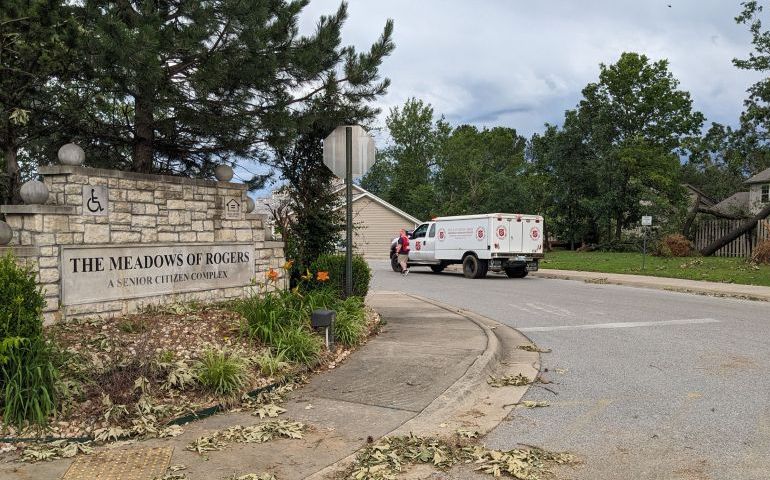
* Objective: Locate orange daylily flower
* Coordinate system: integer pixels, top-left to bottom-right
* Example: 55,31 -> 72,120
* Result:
266,268 -> 279,282
316,271 -> 330,282
283,260 -> 294,271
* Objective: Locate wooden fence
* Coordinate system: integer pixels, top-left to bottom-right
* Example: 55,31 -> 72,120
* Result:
694,219 -> 770,257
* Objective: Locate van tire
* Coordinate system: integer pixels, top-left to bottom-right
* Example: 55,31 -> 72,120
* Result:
462,255 -> 488,279
390,255 -> 402,272
505,267 -> 528,278
430,264 -> 446,273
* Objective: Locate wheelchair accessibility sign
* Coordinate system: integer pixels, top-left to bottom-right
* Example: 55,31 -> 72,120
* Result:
82,185 -> 109,216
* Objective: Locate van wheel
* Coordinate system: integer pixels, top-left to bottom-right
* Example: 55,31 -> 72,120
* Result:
462,255 -> 488,279
391,255 -> 402,272
505,267 -> 528,278
430,264 -> 445,273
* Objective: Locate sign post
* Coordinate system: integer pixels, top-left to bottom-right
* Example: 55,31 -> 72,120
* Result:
345,127 -> 353,298
641,215 -> 652,270
323,126 -> 376,297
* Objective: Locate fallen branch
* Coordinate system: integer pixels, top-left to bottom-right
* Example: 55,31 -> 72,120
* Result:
700,203 -> 770,256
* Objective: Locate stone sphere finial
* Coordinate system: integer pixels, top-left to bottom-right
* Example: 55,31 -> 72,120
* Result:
245,197 -> 256,213
0,221 -> 12,245
214,164 -> 234,182
58,143 -> 85,166
20,180 -> 50,205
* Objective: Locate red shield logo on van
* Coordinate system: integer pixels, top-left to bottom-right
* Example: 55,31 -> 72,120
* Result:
438,229 -> 446,241
476,226 -> 486,241
530,227 -> 540,240
497,226 -> 506,239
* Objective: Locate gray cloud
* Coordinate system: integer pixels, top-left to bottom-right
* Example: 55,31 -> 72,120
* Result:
298,0 -> 763,140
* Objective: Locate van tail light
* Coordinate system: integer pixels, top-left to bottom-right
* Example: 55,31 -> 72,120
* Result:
535,219 -> 540,223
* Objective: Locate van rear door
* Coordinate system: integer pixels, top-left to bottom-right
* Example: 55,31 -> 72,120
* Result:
492,215 -> 512,253
520,216 -> 544,254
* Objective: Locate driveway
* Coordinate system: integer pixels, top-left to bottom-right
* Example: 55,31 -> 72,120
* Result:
371,261 -> 770,480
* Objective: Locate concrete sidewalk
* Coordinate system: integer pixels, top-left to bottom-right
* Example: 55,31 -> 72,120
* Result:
533,268 -> 770,301
1,291 -> 538,480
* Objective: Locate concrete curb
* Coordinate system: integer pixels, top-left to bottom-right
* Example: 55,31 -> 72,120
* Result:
307,292 -> 539,480
533,269 -> 770,302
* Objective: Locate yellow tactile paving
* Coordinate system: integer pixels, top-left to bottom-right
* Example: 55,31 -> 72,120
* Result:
62,446 -> 173,480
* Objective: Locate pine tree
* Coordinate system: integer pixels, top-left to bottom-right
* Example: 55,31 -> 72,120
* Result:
0,0 -> 79,204
72,0 -> 392,184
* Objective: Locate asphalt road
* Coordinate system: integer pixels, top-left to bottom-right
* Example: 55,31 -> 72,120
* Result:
370,261 -> 770,480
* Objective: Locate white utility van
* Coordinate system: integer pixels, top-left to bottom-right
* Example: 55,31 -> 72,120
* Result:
390,213 -> 544,278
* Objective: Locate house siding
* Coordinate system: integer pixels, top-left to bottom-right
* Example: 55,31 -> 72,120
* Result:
350,197 -> 417,258
749,182 -> 770,213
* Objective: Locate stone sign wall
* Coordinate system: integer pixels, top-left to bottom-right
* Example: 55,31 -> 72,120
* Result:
0,166 -> 284,322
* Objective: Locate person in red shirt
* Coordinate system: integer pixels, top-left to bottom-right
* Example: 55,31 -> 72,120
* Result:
396,229 -> 410,276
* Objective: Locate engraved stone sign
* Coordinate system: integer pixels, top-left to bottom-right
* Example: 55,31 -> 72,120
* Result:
60,243 -> 255,305
223,196 -> 242,220
83,185 -> 109,216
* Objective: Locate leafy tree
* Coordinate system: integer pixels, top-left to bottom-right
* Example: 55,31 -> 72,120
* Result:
71,0 -> 388,183
730,1 -> 770,175
362,98 -> 449,220
268,13 -> 394,268
681,123 -> 767,202
529,113 -> 599,248
435,125 -> 527,215
0,0 -> 78,204
576,52 -> 704,240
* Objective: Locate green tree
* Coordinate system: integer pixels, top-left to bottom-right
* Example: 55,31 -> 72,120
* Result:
362,98 -> 449,220
269,16 -> 394,268
435,125 -> 527,215
576,52 -> 704,240
72,1 -> 387,182
731,1 -> 770,176
529,113 -> 599,248
0,0 -> 78,204
681,123 -> 768,202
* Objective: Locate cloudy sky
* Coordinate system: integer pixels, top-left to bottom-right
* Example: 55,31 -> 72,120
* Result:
298,0 -> 765,140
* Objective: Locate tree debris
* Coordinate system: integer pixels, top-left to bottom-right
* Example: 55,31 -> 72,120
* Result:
343,434 -> 577,480
517,344 -> 551,353
20,440 -> 93,463
186,420 -> 306,454
487,374 -> 531,387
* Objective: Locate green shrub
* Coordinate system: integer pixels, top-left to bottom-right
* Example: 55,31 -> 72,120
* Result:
0,252 -> 45,339
255,350 -> 289,376
233,286 -> 367,367
274,325 -> 323,365
0,337 -> 58,428
333,297 -> 367,347
195,348 -> 251,397
0,252 -> 57,428
235,292 -> 292,345
308,254 -> 371,298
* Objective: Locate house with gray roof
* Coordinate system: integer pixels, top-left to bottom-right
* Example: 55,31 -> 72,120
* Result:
746,167 -> 770,214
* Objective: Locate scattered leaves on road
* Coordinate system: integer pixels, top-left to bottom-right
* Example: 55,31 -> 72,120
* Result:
252,404 -> 286,419
20,440 -> 93,463
519,401 -> 550,408
487,374 -> 531,387
226,474 -> 277,480
470,444 -> 577,478
517,344 -> 551,353
456,428 -> 479,439
152,464 -> 188,480
344,434 -> 578,480
187,420 -> 306,454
